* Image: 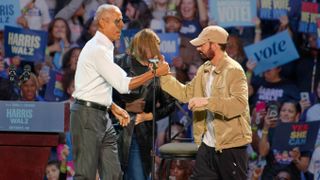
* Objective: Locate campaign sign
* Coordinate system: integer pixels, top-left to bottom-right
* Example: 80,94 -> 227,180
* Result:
44,70 -> 69,102
272,121 -> 320,151
118,29 -> 139,54
209,0 -> 256,27
4,26 -> 48,61
244,30 -> 299,75
157,33 -> 179,64
259,0 -> 290,20
0,0 -> 20,30
0,100 -> 65,132
298,1 -> 318,33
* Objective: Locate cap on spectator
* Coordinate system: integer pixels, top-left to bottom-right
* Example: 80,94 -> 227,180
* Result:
164,10 -> 182,22
190,25 -> 229,46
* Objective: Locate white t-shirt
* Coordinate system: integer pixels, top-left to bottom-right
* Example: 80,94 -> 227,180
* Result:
203,66 -> 216,147
20,0 -> 51,30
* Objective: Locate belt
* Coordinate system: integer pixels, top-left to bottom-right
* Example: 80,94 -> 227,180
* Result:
214,113 -> 240,121
75,99 -> 109,112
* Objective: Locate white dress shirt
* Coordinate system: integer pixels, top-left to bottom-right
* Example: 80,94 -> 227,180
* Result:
73,31 -> 131,107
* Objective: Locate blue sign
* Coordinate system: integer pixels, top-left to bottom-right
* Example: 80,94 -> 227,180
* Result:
4,26 -> 48,61
259,0 -> 290,20
44,70 -> 69,102
0,0 -> 20,30
244,30 -> 299,75
118,29 -> 139,54
0,101 -> 66,132
209,0 -> 256,27
158,33 -> 179,64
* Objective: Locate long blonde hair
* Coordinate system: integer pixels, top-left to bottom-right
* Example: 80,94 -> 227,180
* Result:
129,28 -> 161,63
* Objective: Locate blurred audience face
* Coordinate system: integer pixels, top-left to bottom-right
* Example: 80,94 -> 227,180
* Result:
275,170 -> 291,180
263,67 -> 281,82
46,164 -> 60,180
52,19 -> 68,40
165,17 -> 181,32
20,75 -> 38,101
280,102 -> 299,123
308,34 -> 317,49
226,35 -> 245,62
180,0 -> 196,20
125,2 -> 136,20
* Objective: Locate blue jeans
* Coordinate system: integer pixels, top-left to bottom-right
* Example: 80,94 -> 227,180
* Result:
124,134 -> 147,180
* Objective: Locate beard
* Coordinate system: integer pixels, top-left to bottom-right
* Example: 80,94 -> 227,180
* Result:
199,47 -> 215,61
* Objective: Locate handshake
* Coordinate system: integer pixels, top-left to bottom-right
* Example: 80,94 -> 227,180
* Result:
149,56 -> 171,77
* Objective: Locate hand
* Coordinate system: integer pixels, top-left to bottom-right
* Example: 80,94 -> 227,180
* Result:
135,112 -> 153,125
289,147 -> 301,162
61,145 -> 70,161
188,97 -> 208,111
253,16 -> 261,28
246,58 -> 257,72
279,15 -> 289,27
263,114 -> 278,129
156,61 -> 170,77
111,103 -> 130,127
299,99 -> 311,112
17,16 -> 28,28
125,98 -> 145,113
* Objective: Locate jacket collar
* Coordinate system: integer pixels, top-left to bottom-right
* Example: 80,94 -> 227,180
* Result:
203,52 -> 228,74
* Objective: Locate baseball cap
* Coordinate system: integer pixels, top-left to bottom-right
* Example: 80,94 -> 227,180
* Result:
164,10 -> 182,22
190,25 -> 229,46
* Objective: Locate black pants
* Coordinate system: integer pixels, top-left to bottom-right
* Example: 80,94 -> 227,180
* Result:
190,142 -> 248,180
70,103 -> 123,180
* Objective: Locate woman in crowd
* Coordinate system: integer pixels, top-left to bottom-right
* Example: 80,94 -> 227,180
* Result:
259,101 -> 311,179
20,72 -> 44,101
46,18 -> 72,70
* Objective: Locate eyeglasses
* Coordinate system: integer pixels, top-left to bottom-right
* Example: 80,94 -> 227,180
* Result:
102,17 -> 123,26
114,18 -> 123,26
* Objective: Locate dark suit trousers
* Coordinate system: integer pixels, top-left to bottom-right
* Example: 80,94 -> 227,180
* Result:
70,103 -> 122,180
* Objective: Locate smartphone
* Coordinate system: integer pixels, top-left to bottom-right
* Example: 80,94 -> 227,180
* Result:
268,104 -> 278,118
300,92 -> 310,102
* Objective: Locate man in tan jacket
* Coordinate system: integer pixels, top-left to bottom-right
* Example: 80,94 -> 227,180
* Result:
158,25 -> 252,180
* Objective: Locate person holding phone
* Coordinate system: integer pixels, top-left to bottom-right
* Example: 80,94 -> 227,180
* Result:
259,101 -> 311,180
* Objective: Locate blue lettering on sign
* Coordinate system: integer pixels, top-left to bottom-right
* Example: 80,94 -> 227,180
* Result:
253,40 -> 286,61
260,8 -> 272,19
288,138 -> 306,146
0,4 -> 14,16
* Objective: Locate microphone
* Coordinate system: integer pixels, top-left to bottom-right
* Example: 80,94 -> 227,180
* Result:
148,58 -> 159,71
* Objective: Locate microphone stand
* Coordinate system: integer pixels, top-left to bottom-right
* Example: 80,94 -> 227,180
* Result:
151,62 -> 157,180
